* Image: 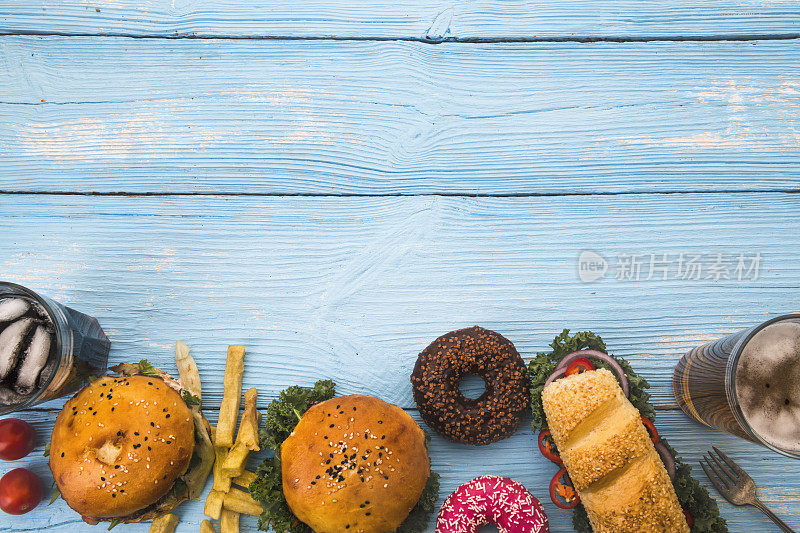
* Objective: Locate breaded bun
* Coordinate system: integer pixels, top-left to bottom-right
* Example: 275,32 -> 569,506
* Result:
542,369 -> 688,533
49,375 -> 195,522
281,395 -> 430,533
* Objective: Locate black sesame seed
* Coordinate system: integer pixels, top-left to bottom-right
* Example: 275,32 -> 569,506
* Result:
100,477 -> 105,481
365,512 -> 370,516
148,446 -> 152,451
134,432 -> 139,436
329,424 -> 334,428
165,414 -> 170,418
166,440 -> 171,444
114,465 -> 120,469
111,494 -> 116,498
61,452 -> 65,457
150,422 -> 154,427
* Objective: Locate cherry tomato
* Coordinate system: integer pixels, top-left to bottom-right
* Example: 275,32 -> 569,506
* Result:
683,508 -> 695,529
0,419 -> 35,461
537,429 -> 562,464
565,357 -> 595,377
640,415 -> 659,445
0,468 -> 43,515
549,466 -> 580,509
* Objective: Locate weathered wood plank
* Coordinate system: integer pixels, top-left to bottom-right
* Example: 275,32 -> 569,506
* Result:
0,193 -> 797,412
1,37 -> 799,195
0,0 -> 798,39
6,409 -> 800,531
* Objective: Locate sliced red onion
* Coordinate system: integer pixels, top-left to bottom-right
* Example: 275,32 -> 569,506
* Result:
543,367 -> 567,389
555,350 -> 611,371
655,442 -> 676,482
553,349 -> 629,397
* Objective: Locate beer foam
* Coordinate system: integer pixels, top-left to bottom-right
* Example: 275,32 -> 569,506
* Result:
735,321 -> 800,453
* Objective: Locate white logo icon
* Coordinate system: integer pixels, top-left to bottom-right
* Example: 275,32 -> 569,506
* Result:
578,250 -> 608,282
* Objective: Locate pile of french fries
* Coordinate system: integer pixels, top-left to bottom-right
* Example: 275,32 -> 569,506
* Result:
203,345 -> 264,533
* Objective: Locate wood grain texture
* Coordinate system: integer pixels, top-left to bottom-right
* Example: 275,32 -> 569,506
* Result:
1,193 -> 797,411
1,193 -> 799,531
1,37 -> 800,195
0,0 -> 799,39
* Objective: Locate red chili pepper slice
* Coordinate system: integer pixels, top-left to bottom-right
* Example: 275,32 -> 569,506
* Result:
549,466 -> 580,509
538,429 -> 563,464
565,357 -> 595,377
683,508 -> 695,529
640,415 -> 659,445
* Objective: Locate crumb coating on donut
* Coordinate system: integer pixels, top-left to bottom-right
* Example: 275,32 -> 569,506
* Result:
49,375 -> 195,521
411,326 -> 530,445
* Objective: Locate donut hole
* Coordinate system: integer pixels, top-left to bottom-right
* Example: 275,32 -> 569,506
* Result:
458,373 -> 487,400
478,523 -> 501,533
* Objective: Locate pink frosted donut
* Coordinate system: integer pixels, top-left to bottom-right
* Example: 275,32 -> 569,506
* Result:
436,475 -> 549,533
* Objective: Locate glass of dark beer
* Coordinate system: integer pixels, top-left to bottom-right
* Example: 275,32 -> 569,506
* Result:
673,314 -> 800,458
0,282 -> 110,414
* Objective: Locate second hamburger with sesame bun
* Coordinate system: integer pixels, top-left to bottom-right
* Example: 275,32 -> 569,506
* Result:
48,360 -> 214,525
251,381 -> 440,533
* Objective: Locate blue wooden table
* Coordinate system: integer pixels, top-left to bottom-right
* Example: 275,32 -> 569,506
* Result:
1,2 -> 799,531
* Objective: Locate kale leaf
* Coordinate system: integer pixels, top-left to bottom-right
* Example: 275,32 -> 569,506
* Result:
528,329 -> 727,533
259,379 -> 336,452
250,454 -> 313,533
397,472 -> 441,533
181,390 -> 201,407
137,360 -> 161,377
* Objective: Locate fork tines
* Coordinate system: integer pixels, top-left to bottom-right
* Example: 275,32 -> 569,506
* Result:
701,447 -> 751,502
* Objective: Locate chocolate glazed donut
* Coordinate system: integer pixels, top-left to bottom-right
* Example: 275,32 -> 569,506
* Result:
411,326 -> 530,445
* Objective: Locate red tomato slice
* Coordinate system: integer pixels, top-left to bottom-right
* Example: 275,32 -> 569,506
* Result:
537,429 -> 562,464
641,415 -> 659,445
683,508 -> 695,529
549,466 -> 580,509
565,357 -> 595,377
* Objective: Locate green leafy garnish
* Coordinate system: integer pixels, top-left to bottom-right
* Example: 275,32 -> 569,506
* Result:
251,454 -> 312,533
397,472 -> 440,533
137,360 -> 161,377
107,519 -> 122,530
48,483 -> 60,505
259,379 -> 336,452
529,330 -> 727,533
251,379 -> 439,533
43,442 -> 50,457
181,390 -> 201,407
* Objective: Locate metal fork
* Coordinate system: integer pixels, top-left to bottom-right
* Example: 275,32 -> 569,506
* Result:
701,446 -> 796,533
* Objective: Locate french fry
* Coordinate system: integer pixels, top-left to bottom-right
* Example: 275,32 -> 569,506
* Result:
204,489 -> 225,520
200,520 -> 217,533
216,345 -> 245,448
212,445 -> 232,493
149,513 -> 179,533
220,508 -> 240,533
220,441 -> 249,477
223,488 -> 262,517
175,340 -> 202,400
238,388 -> 260,451
231,469 -> 258,489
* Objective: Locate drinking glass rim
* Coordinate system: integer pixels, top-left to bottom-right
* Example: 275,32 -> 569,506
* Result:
0,281 -> 67,413
726,313 -> 800,459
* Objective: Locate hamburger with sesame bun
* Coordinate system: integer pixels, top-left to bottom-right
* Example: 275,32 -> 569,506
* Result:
250,380 -> 440,533
48,360 -> 214,525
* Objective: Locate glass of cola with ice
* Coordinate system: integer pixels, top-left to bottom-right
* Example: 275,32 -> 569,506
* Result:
0,282 -> 110,414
